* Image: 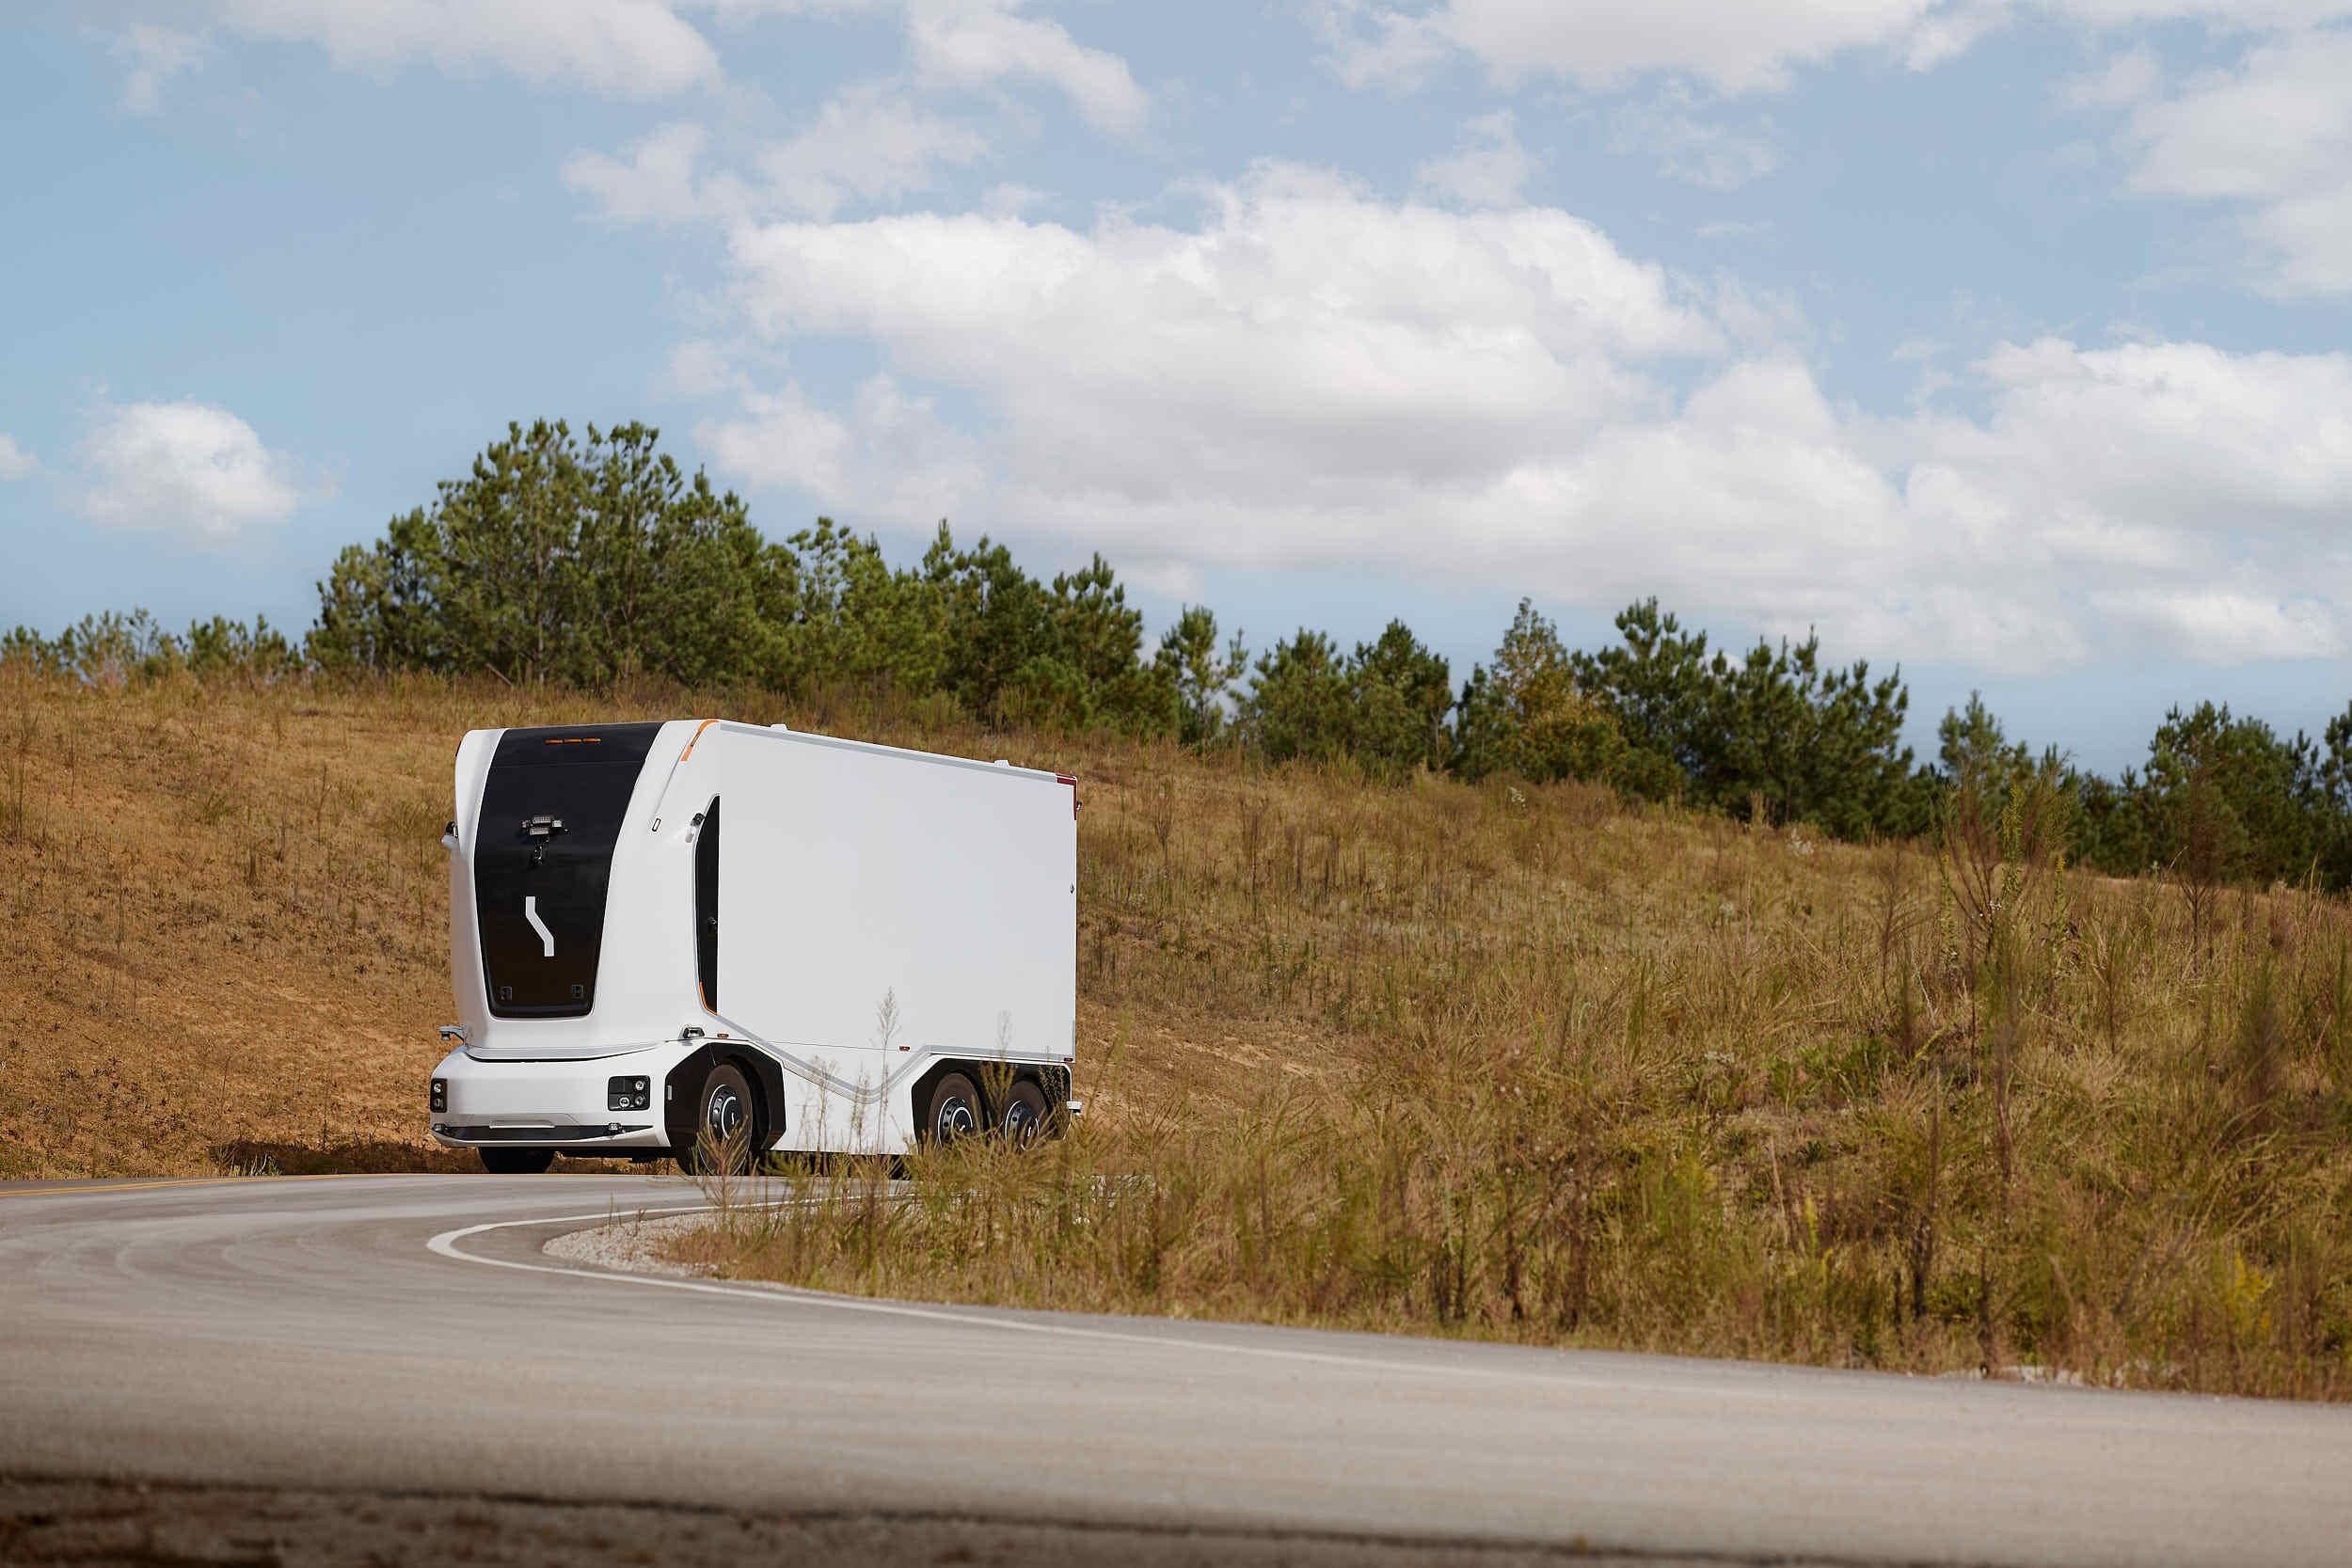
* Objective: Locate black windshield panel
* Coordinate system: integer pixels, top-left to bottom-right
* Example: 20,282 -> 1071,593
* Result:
474,723 -> 665,1019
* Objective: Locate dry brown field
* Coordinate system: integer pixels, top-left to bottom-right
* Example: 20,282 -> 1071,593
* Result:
5,669 -> 2348,1398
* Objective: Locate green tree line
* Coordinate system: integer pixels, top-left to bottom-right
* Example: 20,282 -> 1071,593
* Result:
8,419 -> 2350,888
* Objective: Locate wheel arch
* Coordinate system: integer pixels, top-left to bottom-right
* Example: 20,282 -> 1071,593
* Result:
907,1057 -> 1071,1140
663,1041 -> 787,1154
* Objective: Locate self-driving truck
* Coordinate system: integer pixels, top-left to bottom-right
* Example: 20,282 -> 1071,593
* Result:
427,721 -> 1077,1173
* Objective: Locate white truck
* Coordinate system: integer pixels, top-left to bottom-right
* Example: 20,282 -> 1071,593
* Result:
427,720 -> 1077,1173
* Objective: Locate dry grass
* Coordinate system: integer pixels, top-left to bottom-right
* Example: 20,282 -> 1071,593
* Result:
7,668 -> 2351,1398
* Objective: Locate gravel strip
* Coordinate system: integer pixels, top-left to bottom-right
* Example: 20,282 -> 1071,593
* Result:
542,1210 -> 717,1277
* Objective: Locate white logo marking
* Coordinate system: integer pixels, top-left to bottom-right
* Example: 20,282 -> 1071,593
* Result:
524,895 -> 554,958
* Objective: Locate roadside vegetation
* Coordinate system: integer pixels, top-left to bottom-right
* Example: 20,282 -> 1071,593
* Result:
676,747 -> 2352,1402
6,418 -> 2349,1398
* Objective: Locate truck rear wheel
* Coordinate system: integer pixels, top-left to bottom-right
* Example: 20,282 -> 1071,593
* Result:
998,1079 -> 1050,1148
924,1072 -> 982,1144
479,1148 -> 555,1175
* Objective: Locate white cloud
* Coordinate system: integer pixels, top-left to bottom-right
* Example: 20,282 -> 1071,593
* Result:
701,374 -> 983,520
2042,0 -> 2352,24
1414,111 -> 1535,207
757,83 -> 991,217
682,168 -> 2352,671
210,0 -> 719,96
1609,96 -> 1780,189
75,400 -> 304,541
2089,587 -> 2342,662
2061,44 -> 2159,109
108,24 -> 210,114
0,435 -> 36,482
1324,0 -> 1945,94
1884,337 -> 2352,662
906,2 -> 1147,134
683,0 -> 1147,127
2110,27 -> 2352,294
567,89 -> 990,227
701,383 -> 850,497
660,339 -> 753,398
1323,1 -> 2352,95
1947,338 -> 2352,523
134,0 -> 1155,133
564,122 -> 737,225
723,166 -> 1715,469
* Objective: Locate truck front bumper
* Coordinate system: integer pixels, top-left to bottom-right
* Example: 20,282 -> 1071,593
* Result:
429,1044 -> 684,1152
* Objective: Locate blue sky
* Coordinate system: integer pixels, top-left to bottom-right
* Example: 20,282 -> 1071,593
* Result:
4,1 -> 2349,772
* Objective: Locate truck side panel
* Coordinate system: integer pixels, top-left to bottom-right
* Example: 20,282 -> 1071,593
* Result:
709,730 -> 1075,1146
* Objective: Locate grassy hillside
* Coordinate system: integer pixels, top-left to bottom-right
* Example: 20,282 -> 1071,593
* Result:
5,670 -> 2349,1398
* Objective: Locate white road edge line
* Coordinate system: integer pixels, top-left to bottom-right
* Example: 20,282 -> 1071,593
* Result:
426,1202 -> 1766,1400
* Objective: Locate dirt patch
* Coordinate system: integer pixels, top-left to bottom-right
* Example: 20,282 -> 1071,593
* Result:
0,1477 -> 1730,1568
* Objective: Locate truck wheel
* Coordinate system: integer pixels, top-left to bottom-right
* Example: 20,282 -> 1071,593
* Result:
998,1079 -> 1050,1148
681,1063 -> 757,1175
925,1072 -> 982,1144
479,1148 -> 555,1175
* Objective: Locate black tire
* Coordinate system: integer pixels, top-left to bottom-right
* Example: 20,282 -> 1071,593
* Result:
998,1078 -> 1050,1148
680,1062 -> 758,1175
479,1147 -> 555,1175
923,1071 -> 982,1144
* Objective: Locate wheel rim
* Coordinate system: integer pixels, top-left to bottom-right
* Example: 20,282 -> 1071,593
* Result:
706,1085 -> 745,1144
1003,1100 -> 1041,1148
934,1096 -> 977,1141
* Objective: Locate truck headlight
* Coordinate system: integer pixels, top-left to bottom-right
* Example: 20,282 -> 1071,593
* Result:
429,1078 -> 447,1113
608,1075 -> 651,1112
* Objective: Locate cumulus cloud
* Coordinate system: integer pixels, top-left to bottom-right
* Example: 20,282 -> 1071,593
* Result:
1884,338 -> 2352,663
206,0 -> 720,96
906,2 -> 1147,134
676,166 -> 2352,671
1323,0 -> 1946,94
679,0 -> 1149,129
758,84 -> 992,217
2106,27 -> 2352,294
700,374 -> 984,521
723,167 -> 1714,493
2090,587 -> 2342,663
0,434 -> 36,482
564,122 -> 735,224
152,0 -> 1152,124
566,90 -> 990,227
75,400 -> 304,540
700,382 -> 850,497
1414,111 -> 1536,206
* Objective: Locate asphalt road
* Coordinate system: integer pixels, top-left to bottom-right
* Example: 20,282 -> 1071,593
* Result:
4,1175 -> 2350,1566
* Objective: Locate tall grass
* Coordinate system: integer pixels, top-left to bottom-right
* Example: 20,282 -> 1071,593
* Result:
683,761 -> 2352,1400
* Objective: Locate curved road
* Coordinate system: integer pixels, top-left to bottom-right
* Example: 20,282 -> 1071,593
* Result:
4,1175 -> 2350,1566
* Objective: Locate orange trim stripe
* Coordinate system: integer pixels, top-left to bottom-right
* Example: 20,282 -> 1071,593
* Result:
679,719 -> 721,761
